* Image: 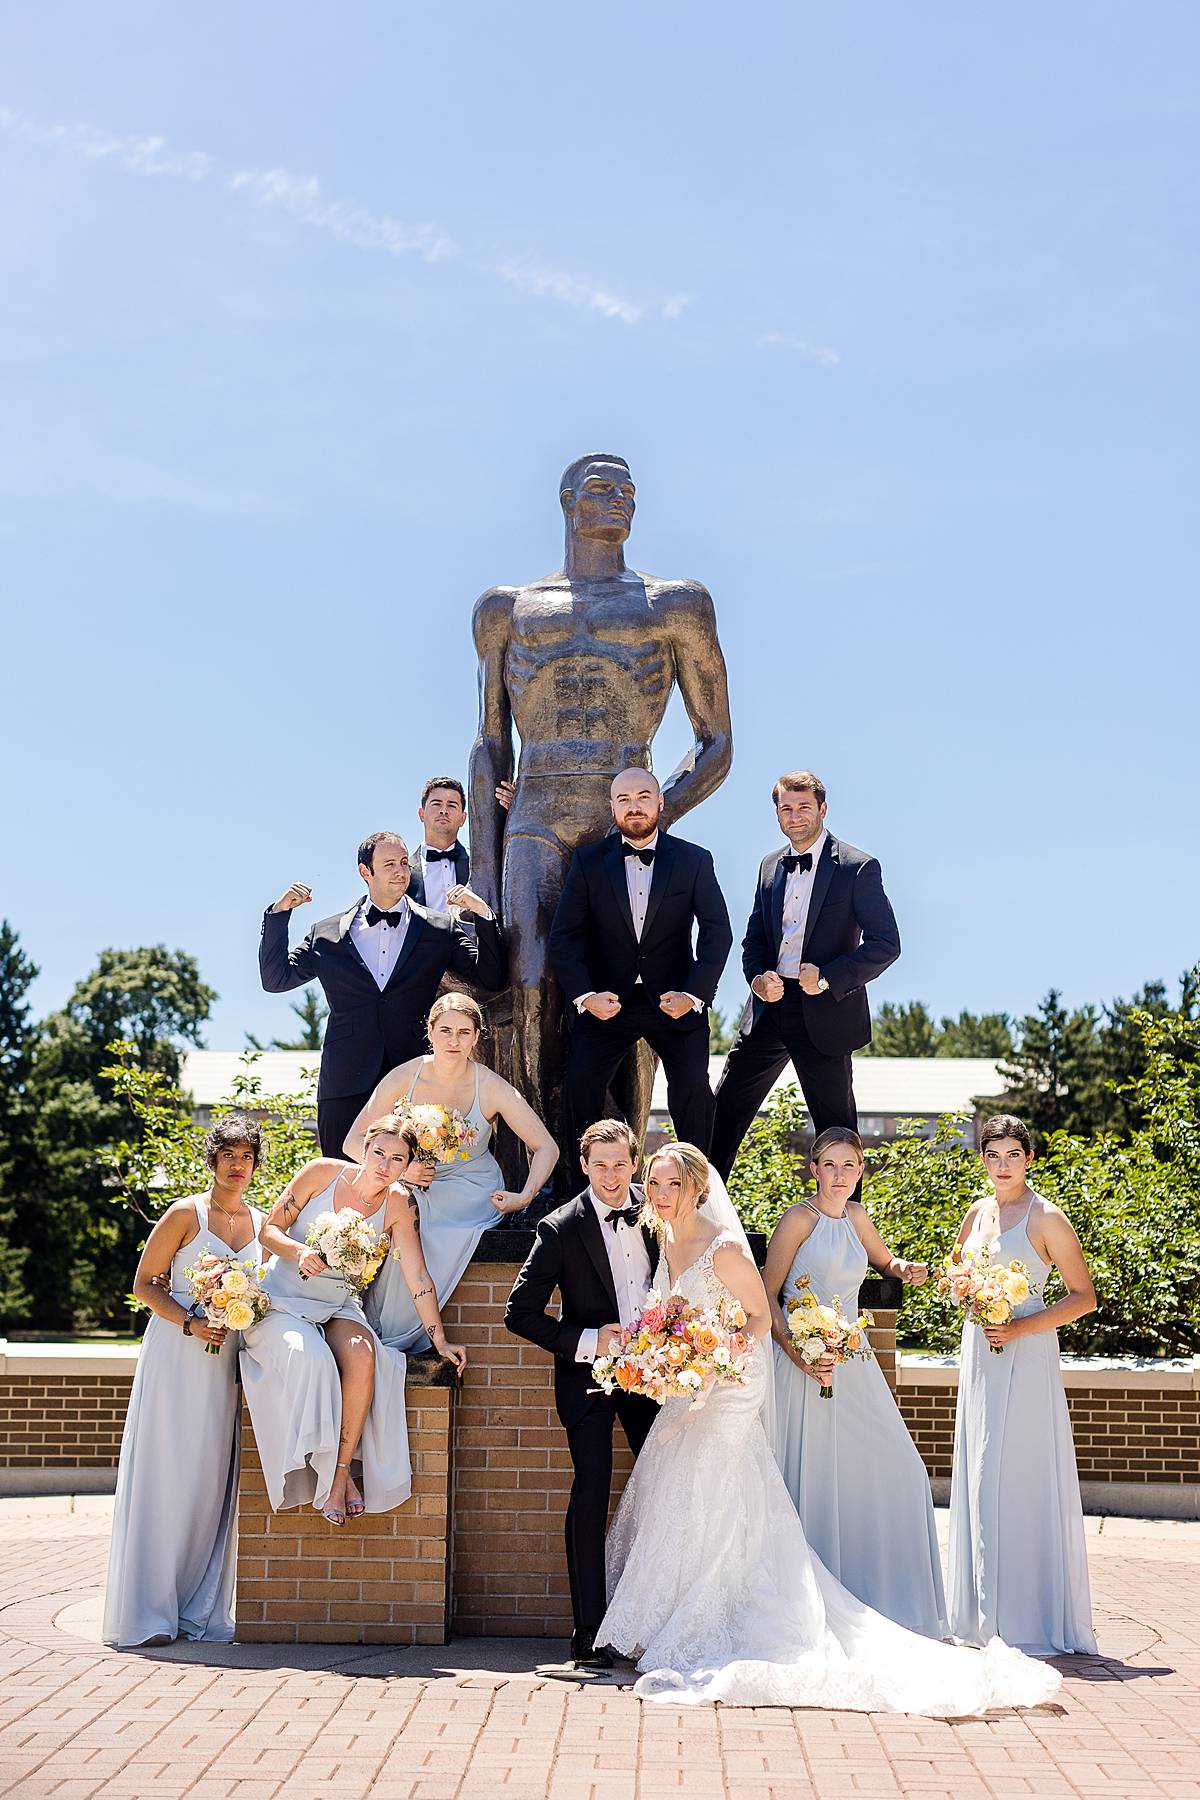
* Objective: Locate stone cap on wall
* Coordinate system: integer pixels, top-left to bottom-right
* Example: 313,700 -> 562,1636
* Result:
899,1351 -> 1200,1390
0,1340 -> 141,1377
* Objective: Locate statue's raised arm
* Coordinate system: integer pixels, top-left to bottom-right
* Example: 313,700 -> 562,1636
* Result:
467,585 -> 517,911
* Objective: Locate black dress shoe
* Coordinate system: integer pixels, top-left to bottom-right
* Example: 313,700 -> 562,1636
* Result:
571,1629 -> 615,1670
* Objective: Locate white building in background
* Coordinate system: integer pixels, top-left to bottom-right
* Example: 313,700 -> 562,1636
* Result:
180,1049 -> 1004,1147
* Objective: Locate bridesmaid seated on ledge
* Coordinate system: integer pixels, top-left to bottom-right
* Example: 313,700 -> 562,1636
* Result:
765,1127 -> 947,1639
948,1113 -> 1097,1656
344,991 -> 558,1351
103,1114 -> 266,1650
241,1114 -> 466,1527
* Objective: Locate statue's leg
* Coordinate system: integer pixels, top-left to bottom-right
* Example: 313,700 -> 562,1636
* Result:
610,1040 -> 659,1152
503,828 -> 570,1192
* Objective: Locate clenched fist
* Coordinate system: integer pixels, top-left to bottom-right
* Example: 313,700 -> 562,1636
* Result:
272,882 -> 312,914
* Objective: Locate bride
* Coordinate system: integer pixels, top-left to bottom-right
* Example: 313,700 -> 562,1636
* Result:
598,1144 -> 1064,1715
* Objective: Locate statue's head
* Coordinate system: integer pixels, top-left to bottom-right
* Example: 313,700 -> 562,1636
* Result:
560,453 -> 635,546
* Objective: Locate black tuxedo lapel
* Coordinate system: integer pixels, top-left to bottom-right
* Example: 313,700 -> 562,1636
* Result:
453,843 -> 470,885
802,837 -> 839,957
641,1223 -> 660,1272
639,832 -> 677,943
769,853 -> 788,957
574,1195 -> 620,1314
602,839 -> 638,941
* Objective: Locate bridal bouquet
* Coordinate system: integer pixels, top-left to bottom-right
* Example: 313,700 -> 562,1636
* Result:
399,1101 -> 477,1165
184,1252 -> 270,1355
937,1244 -> 1038,1353
785,1276 -> 874,1397
591,1291 -> 753,1411
301,1211 -> 388,1292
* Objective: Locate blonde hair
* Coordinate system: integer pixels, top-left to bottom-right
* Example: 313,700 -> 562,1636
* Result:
427,990 -> 484,1040
639,1142 -> 711,1232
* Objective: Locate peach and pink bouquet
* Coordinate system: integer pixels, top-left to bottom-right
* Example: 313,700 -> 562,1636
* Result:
184,1252 -> 270,1354
399,1101 -> 477,1166
591,1290 -> 753,1411
302,1210 -> 388,1292
937,1244 -> 1038,1353
785,1276 -> 874,1397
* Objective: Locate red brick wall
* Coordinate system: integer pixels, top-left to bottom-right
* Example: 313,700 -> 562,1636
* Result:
0,1373 -> 133,1468
898,1380 -> 1200,1483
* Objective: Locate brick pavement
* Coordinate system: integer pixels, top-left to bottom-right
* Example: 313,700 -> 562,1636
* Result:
0,1500 -> 1197,1800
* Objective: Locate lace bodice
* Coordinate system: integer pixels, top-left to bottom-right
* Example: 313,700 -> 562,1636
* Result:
657,1230 -> 745,1311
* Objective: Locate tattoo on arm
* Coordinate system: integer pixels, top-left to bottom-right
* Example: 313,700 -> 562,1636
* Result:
405,1190 -> 421,1234
411,1284 -> 434,1301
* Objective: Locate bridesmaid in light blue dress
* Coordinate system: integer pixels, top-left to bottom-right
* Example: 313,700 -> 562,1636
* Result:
103,1116 -> 266,1649
949,1113 -> 1097,1655
241,1117 -> 467,1524
765,1127 -> 947,1638
344,991 -> 558,1350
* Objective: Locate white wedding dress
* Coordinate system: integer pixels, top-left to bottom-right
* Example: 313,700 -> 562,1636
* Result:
598,1231 -> 1063,1714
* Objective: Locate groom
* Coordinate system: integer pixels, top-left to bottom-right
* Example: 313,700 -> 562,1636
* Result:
505,1119 -> 658,1669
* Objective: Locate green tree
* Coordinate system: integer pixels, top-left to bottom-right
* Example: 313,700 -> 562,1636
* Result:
998,989 -> 1104,1141
0,923 -> 39,1325
862,1001 -> 939,1057
708,1005 -> 736,1055
937,1010 -> 1014,1058
21,946 -> 216,1330
246,988 -> 329,1052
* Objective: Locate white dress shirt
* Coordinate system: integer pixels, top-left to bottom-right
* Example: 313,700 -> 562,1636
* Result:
575,832 -> 701,1011
349,897 -> 410,989
420,844 -> 459,914
576,1189 -> 654,1363
776,829 -> 828,978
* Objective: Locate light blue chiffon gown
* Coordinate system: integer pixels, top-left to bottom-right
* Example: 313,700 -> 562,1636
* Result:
239,1177 -> 412,1514
771,1201 -> 948,1639
366,1061 -> 500,1350
948,1193 -> 1096,1654
103,1196 -> 265,1649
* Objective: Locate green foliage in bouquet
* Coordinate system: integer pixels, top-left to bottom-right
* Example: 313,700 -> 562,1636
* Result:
729,992 -> 1200,1357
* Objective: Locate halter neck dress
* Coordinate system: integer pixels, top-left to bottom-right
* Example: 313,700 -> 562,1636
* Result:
240,1172 -> 412,1514
366,1060 -> 502,1349
948,1192 -> 1096,1654
102,1195 -> 265,1648
771,1202 -> 947,1638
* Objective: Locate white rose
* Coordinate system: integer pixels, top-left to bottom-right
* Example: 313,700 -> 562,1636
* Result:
801,1337 -> 826,1362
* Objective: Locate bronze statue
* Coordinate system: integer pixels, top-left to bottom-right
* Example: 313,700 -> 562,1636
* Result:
468,453 -> 733,1161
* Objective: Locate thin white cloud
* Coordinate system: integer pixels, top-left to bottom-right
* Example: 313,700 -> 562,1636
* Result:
229,167 -> 455,265
0,105 -> 212,180
757,330 -> 841,367
661,294 -> 693,321
493,262 -> 644,325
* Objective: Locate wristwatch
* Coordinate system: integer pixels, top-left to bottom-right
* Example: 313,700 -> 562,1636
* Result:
181,1312 -> 194,1336
814,976 -> 829,994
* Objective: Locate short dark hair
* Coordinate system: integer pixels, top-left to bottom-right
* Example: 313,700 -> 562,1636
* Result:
420,777 -> 466,809
979,1113 -> 1032,1157
358,830 -> 407,872
206,1114 -> 262,1169
580,1118 -> 639,1160
810,1126 -> 864,1164
772,770 -> 827,808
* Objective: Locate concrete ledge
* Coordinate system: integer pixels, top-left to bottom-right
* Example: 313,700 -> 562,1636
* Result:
0,1339 -> 140,1377
899,1352 -> 1200,1391
927,1475 -> 1200,1521
0,1466 -> 119,1497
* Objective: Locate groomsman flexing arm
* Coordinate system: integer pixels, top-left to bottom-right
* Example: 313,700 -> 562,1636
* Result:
709,770 -> 901,1180
407,776 -> 472,911
259,831 -> 505,1157
505,1119 -> 658,1670
549,768 -> 733,1157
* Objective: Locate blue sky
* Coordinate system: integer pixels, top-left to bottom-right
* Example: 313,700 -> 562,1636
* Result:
2,2 -> 1197,1048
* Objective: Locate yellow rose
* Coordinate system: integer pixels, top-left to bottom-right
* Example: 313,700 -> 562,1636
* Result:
222,1268 -> 250,1297
1006,1274 -> 1030,1304
985,1300 -> 1011,1324
1009,1259 -> 1024,1273
224,1300 -> 255,1331
210,1289 -> 229,1310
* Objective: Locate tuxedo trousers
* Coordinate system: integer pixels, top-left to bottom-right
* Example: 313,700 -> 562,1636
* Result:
316,1058 -> 392,1159
564,1387 -> 658,1638
563,1001 -> 715,1157
710,986 -> 858,1180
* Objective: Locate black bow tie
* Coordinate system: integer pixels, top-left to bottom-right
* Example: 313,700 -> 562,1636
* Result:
366,905 -> 405,928
605,1207 -> 637,1231
622,843 -> 655,866
424,846 -> 457,863
782,851 -> 813,875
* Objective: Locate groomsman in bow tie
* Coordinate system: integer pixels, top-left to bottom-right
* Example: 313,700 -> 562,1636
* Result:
550,768 -> 733,1159
709,770 -> 901,1180
505,1119 -> 658,1669
408,776 -> 472,912
258,831 -> 505,1157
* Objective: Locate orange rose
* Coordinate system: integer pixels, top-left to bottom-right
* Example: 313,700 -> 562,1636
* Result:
614,1361 -> 639,1392
665,1340 -> 689,1367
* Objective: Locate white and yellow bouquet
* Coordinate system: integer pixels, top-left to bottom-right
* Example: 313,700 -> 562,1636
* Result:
184,1252 -> 270,1355
301,1210 -> 388,1292
399,1101 -> 477,1166
937,1243 -> 1038,1353
591,1291 -> 753,1411
785,1276 -> 874,1397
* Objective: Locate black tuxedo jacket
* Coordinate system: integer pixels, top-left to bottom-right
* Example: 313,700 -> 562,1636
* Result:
739,835 -> 900,1055
504,1188 -> 658,1429
407,841 -> 470,908
258,896 -> 505,1100
549,831 -> 732,1009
